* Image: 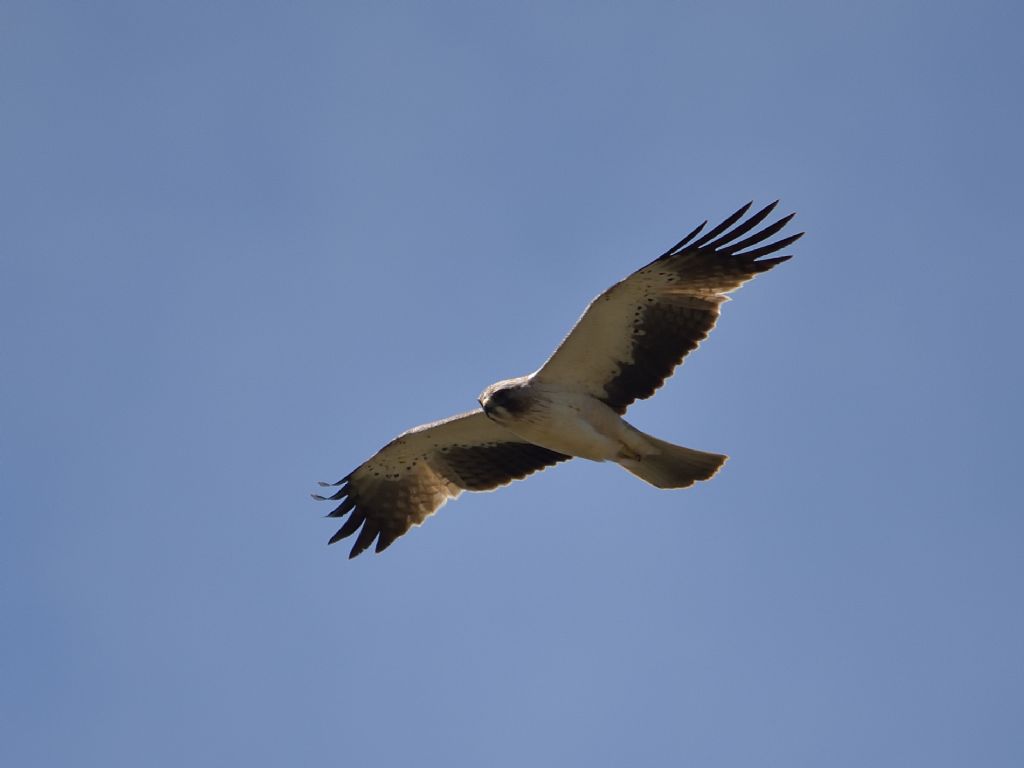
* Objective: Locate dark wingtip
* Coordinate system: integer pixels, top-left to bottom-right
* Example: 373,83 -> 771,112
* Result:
691,201 -> 755,249
732,201 -> 754,217
328,509 -> 365,544
375,528 -> 400,553
661,220 -> 707,257
347,523 -> 380,558
326,497 -> 355,518
317,474 -> 349,488
330,526 -> 360,549
718,211 -> 797,256
742,231 -> 804,261
311,486 -> 347,502
758,254 -> 793,268
348,540 -> 371,559
698,200 -> 779,251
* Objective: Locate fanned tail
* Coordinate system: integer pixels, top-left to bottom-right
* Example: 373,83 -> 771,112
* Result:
618,435 -> 727,489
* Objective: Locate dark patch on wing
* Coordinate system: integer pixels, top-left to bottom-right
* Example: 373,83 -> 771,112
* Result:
602,297 -> 720,414
601,202 -> 802,414
441,441 -> 570,491
314,442 -> 570,559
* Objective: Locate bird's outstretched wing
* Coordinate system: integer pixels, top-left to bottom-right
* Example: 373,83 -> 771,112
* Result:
533,202 -> 802,414
313,411 -> 570,558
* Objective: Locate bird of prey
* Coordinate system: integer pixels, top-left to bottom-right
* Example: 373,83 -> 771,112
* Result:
314,201 -> 802,558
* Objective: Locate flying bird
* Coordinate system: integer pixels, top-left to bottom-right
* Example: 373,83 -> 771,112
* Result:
314,201 -> 802,557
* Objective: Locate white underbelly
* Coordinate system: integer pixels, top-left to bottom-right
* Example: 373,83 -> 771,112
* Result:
505,394 -> 629,462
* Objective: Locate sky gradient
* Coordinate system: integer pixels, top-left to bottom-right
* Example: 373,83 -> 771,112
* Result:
3,2 -> 1023,766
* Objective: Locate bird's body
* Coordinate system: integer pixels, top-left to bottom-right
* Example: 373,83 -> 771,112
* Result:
479,377 -> 631,462
314,202 -> 803,557
481,376 -> 726,487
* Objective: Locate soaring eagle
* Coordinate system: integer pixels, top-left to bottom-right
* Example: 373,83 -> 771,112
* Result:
314,202 -> 802,557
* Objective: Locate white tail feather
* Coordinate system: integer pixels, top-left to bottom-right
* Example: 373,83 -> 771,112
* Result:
618,435 -> 727,489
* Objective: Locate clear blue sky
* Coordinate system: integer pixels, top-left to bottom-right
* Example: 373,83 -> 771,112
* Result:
3,2 -> 1022,766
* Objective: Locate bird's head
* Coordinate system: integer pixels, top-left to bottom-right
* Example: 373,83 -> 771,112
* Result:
479,378 -> 529,423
